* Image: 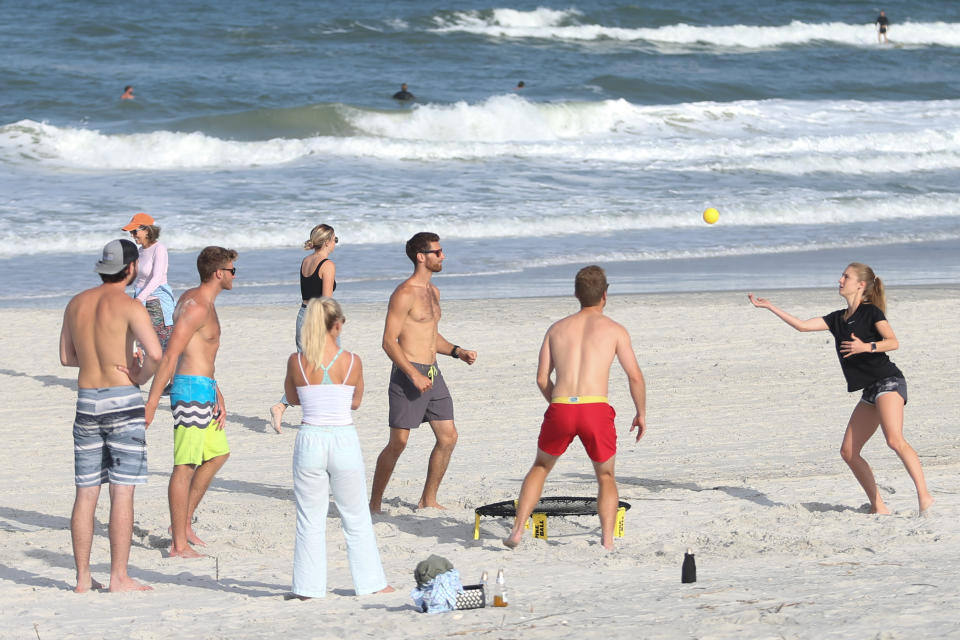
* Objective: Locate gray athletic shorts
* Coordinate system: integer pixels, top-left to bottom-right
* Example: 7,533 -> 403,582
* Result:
388,362 -> 454,429
860,376 -> 908,406
73,386 -> 148,487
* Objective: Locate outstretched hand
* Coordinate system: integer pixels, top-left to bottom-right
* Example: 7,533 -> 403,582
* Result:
630,414 -> 646,442
840,332 -> 866,358
747,293 -> 772,309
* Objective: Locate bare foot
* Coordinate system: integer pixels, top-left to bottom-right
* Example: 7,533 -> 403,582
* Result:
109,576 -> 153,592
869,503 -> 891,515
416,500 -> 447,510
168,544 -> 206,559
74,576 -> 104,593
601,539 -> 614,551
269,403 -> 285,434
502,536 -> 520,549
369,502 -> 382,515
186,526 -> 207,547
375,585 -> 396,594
168,525 -> 206,547
919,495 -> 935,518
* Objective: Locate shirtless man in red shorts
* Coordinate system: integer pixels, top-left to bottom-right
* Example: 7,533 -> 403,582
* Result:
503,265 -> 647,550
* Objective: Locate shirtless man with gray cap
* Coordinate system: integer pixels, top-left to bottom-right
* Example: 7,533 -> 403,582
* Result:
60,239 -> 162,591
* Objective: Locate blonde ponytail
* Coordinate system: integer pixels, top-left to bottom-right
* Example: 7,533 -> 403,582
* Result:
301,297 -> 344,368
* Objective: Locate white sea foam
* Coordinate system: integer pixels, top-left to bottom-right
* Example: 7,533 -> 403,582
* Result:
433,7 -> 580,31
0,120 -> 313,170
345,95 -> 640,141
1,192 -> 955,258
510,230 -> 960,271
4,97 -> 960,175
430,12 -> 960,50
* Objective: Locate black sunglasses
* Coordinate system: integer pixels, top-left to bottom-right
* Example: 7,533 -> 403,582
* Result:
221,266 -> 237,275
420,248 -> 443,256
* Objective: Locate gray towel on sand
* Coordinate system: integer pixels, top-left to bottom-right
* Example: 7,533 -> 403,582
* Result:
414,554 -> 454,587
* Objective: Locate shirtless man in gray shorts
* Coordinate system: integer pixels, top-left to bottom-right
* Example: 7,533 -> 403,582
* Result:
60,239 -> 162,592
369,232 -> 477,513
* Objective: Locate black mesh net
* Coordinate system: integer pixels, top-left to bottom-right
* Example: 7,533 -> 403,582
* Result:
475,497 -> 631,517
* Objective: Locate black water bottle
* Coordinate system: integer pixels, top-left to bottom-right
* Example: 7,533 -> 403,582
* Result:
682,548 -> 697,583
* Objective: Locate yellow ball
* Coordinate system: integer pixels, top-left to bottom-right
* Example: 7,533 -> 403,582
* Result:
703,207 -> 719,224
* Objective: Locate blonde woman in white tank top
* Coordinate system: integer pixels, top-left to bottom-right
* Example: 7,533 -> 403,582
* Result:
283,297 -> 394,599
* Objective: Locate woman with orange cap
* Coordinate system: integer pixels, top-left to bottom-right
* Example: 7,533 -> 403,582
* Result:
122,212 -> 174,351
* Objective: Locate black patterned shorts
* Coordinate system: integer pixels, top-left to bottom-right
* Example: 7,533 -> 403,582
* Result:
861,376 -> 907,406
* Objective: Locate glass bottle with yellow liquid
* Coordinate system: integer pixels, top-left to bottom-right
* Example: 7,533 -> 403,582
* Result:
492,568 -> 508,607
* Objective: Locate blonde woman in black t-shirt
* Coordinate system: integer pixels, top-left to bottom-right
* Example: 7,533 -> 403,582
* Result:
748,262 -> 932,516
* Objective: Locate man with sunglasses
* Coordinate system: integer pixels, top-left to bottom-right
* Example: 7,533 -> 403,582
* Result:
370,232 -> 477,513
145,246 -> 238,558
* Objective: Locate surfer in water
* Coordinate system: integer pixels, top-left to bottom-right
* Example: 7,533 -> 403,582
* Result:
392,83 -> 415,101
875,10 -> 889,44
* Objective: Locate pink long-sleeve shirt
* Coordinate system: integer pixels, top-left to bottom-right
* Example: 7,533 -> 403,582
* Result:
134,242 -> 169,302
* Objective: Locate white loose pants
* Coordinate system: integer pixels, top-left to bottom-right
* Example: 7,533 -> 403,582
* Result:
292,424 -> 387,597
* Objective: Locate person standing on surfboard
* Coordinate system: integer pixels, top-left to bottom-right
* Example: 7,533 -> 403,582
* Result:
875,10 -> 890,44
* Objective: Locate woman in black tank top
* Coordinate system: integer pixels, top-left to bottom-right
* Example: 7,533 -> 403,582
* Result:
270,224 -> 338,433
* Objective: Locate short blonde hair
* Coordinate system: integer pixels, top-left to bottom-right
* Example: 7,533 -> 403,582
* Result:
301,297 -> 345,368
304,224 -> 335,250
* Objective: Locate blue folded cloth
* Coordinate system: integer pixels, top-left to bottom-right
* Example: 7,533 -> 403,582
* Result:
410,569 -> 462,613
136,283 -> 175,326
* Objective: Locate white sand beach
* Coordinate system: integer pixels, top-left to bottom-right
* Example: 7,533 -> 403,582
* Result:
1,287 -> 959,639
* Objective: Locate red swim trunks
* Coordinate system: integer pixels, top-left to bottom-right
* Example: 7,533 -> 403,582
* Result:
537,402 -> 616,463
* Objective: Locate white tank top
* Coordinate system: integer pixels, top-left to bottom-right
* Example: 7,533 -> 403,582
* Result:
296,351 -> 355,426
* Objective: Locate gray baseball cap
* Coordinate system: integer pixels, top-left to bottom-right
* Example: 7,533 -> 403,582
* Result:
94,238 -> 139,275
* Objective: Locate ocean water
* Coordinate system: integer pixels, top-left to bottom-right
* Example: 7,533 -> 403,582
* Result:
2,0 -> 960,307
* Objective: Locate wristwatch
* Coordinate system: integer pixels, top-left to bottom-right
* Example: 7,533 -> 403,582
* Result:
870,342 -> 877,352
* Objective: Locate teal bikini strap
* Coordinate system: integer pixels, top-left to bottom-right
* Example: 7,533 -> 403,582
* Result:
317,347 -> 344,385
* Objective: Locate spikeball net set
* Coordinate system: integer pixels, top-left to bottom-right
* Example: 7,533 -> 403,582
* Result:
473,497 -> 631,541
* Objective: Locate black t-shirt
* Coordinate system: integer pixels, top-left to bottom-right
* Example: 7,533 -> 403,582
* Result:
823,303 -> 902,391
876,15 -> 889,27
